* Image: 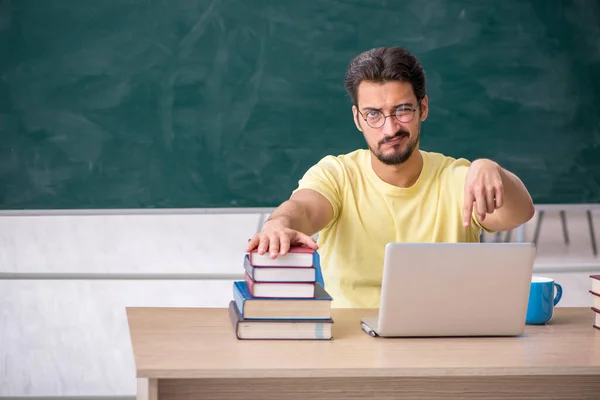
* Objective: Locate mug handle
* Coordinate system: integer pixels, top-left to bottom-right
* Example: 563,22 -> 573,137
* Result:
553,283 -> 563,306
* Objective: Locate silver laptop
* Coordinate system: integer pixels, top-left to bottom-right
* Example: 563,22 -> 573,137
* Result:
360,242 -> 536,337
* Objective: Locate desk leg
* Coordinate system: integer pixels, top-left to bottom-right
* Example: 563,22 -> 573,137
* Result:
138,378 -> 158,400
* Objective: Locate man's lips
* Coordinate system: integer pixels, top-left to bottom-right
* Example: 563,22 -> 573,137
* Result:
381,134 -> 408,146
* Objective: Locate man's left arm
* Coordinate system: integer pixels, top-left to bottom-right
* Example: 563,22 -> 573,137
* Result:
462,159 -> 535,232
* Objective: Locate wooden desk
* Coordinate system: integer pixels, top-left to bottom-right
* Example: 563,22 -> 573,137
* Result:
127,307 -> 600,400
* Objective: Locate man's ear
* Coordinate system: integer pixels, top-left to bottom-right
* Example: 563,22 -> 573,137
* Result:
419,95 -> 429,122
352,105 -> 362,132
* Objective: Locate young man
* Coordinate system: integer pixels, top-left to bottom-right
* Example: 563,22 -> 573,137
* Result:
246,46 -> 535,308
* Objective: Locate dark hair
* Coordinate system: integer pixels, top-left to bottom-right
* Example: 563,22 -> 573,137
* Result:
343,46 -> 426,106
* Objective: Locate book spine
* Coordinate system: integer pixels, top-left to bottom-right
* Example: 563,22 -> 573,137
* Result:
244,272 -> 256,296
243,258 -> 255,280
313,251 -> 325,288
232,283 -> 246,318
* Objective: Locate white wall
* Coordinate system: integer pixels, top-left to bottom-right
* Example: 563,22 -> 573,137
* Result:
1,208 -> 599,396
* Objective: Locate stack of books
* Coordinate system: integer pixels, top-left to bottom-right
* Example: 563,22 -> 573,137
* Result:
591,274 -> 600,330
229,245 -> 334,340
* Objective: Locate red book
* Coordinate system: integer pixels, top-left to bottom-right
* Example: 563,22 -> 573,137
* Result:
248,245 -> 314,267
244,272 -> 315,298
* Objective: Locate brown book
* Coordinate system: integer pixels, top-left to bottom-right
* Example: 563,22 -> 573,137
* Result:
228,301 -> 333,340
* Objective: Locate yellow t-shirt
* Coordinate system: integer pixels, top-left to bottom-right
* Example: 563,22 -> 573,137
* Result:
293,149 -> 484,308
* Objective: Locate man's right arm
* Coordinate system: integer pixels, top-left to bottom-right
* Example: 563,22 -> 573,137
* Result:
246,188 -> 334,258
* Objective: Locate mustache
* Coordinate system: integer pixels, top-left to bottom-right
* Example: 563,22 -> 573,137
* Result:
379,130 -> 410,146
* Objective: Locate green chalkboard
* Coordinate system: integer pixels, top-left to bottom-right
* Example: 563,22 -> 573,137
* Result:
1,0 -> 599,209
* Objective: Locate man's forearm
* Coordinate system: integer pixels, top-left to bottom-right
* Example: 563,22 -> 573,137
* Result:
265,200 -> 314,235
486,167 -> 535,231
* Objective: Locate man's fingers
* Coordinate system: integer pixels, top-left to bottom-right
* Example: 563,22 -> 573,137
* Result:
268,234 -> 280,258
486,188 -> 496,213
257,235 -> 269,255
246,236 -> 259,252
475,190 -> 487,221
279,233 -> 291,256
495,184 -> 504,208
463,191 -> 475,227
297,232 -> 319,249
250,228 -> 317,257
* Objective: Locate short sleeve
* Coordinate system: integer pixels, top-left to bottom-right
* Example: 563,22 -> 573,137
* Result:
446,158 -> 495,234
292,155 -> 344,226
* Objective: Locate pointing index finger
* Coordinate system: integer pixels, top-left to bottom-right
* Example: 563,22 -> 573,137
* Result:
463,191 -> 475,227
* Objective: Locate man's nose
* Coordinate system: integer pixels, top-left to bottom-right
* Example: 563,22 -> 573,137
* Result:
381,115 -> 401,136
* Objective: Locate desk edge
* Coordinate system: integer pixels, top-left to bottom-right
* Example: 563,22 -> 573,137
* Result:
136,366 -> 600,380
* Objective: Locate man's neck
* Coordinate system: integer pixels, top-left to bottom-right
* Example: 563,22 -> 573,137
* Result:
370,149 -> 424,188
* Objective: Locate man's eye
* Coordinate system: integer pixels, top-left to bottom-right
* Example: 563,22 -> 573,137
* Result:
367,111 -> 381,118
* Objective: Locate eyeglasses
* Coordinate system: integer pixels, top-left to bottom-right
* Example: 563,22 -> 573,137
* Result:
357,101 -> 421,128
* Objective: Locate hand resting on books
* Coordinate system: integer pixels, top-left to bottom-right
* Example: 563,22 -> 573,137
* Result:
246,219 -> 318,259
246,189 -> 333,258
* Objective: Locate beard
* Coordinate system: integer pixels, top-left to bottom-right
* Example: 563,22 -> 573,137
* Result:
368,124 -> 420,166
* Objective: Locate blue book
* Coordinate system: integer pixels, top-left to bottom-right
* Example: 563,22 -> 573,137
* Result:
232,280 -> 332,320
229,300 -> 333,340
